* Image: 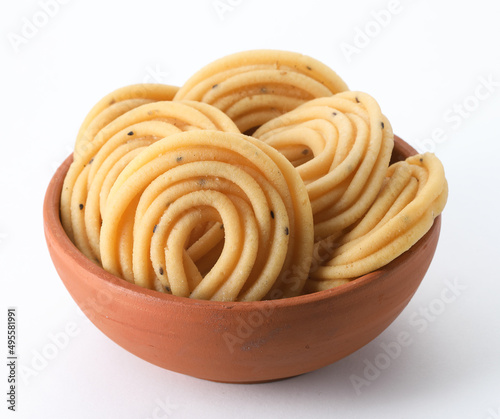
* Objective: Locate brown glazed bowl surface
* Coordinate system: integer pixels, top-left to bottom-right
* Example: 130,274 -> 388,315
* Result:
43,136 -> 441,383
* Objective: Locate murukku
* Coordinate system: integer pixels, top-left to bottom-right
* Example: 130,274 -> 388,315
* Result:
74,84 -> 179,160
305,152 -> 448,292
254,91 -> 394,241
61,94 -> 240,262
58,50 -> 448,302
173,50 -> 349,133
99,130 -> 314,301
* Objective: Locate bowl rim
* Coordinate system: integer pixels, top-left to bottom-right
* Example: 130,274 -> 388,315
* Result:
44,135 -> 440,311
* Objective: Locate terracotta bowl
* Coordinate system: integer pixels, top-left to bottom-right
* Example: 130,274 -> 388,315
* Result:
43,136 -> 441,383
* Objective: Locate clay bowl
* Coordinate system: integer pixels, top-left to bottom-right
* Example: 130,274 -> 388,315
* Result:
43,136 -> 441,383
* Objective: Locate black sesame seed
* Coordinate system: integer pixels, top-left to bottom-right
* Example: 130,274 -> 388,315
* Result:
220,224 -> 224,229
419,157 -> 423,162
176,156 -> 183,162
355,97 -> 360,103
270,210 -> 275,219
165,286 -> 171,292
127,131 -> 134,136
89,158 -> 94,164
79,204 -> 84,210
302,149 -> 309,155
212,83 -> 219,89
153,224 -> 158,233
159,267 -> 164,275
381,121 -> 385,129
306,65 -> 312,70
332,112 -> 337,116
284,227 -> 289,235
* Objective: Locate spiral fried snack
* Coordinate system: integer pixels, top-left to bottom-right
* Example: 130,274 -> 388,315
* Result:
60,92 -> 240,262
99,130 -> 314,301
254,91 -> 394,241
173,50 -> 349,133
74,84 -> 179,159
304,152 -> 448,292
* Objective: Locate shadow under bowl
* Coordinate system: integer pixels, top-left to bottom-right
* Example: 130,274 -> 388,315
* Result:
43,136 -> 441,383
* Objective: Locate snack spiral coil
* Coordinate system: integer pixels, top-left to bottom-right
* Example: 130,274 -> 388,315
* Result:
74,84 -> 179,158
99,130 -> 314,301
254,91 -> 394,241
174,50 -> 349,133
305,152 -> 448,292
61,88 -> 240,262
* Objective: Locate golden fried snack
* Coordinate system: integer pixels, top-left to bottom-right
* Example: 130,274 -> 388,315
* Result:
254,91 -> 394,241
173,50 -> 349,132
99,130 -> 314,301
305,152 -> 448,291
61,96 -> 240,260
58,50 -> 449,303
74,84 -> 179,160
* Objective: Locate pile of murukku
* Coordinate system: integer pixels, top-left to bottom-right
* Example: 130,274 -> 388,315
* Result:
173,49 -> 348,133
59,49 -> 447,302
253,91 -> 394,241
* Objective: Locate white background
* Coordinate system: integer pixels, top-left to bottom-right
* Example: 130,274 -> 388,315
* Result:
1,0 -> 500,418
